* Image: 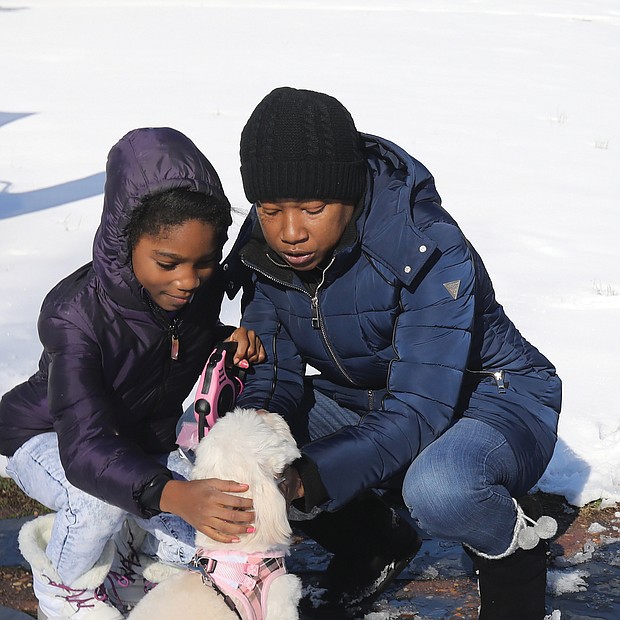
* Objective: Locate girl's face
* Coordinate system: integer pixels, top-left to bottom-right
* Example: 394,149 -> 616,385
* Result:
257,199 -> 355,271
131,219 -> 221,311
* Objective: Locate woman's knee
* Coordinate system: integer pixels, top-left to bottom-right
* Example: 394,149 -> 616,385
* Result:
403,464 -> 476,535
402,438 -> 504,539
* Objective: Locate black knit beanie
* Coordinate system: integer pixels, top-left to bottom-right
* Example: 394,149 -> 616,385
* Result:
240,87 -> 366,203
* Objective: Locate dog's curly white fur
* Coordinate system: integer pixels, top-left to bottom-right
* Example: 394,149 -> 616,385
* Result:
127,408 -> 302,620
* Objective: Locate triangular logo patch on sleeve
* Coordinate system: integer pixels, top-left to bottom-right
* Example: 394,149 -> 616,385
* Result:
443,280 -> 461,300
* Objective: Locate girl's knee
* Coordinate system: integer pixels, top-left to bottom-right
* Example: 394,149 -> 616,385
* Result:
59,489 -> 127,539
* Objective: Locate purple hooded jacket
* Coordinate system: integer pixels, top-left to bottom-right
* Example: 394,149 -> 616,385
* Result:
0,128 -> 232,517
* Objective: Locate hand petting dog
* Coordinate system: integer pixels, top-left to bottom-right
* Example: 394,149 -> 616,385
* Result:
160,478 -> 255,543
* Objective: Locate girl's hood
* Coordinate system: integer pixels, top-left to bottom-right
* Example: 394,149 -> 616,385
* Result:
92,127 -> 229,309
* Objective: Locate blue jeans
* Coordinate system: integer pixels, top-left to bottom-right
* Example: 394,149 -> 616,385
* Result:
302,390 -> 536,557
6,433 -> 196,585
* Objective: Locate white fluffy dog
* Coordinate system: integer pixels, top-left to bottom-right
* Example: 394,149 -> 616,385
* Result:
128,408 -> 302,620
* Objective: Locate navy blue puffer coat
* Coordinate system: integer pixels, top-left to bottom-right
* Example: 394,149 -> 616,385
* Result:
225,134 -> 561,511
0,128 -> 231,517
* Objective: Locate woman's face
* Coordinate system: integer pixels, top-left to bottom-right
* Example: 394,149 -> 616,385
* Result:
256,199 -> 355,271
132,219 -> 221,311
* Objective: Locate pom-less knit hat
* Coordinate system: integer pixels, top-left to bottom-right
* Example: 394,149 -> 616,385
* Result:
240,87 -> 366,203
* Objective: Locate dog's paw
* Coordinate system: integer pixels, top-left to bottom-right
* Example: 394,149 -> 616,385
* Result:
264,574 -> 302,619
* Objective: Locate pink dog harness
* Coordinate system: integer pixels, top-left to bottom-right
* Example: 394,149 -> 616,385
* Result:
190,549 -> 287,620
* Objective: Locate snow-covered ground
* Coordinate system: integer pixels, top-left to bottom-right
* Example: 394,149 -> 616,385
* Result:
1,0 -> 619,508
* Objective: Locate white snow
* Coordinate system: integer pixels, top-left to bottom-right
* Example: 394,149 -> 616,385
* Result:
587,522 -> 608,534
547,568 -> 589,596
1,0 -> 619,509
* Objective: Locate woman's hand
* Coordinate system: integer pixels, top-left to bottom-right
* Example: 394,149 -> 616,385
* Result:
226,326 -> 266,366
277,464 -> 304,504
160,478 -> 255,543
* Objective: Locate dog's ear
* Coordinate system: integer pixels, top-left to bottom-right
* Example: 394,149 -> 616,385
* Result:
254,412 -> 301,476
248,464 -> 292,549
260,412 -> 297,444
192,409 -> 296,552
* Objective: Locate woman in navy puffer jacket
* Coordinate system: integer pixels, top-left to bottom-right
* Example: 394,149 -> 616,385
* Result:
0,128 -> 262,619
225,87 -> 562,619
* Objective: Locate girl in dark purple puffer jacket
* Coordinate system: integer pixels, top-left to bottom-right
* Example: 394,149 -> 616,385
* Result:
0,127 -> 264,620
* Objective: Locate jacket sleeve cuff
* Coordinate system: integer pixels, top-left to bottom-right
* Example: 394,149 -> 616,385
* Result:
138,472 -> 174,517
215,323 -> 236,343
293,454 -> 329,512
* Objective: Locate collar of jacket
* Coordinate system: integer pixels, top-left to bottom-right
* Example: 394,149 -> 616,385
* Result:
223,134 -> 439,297
358,133 -> 438,287
235,193 -> 364,292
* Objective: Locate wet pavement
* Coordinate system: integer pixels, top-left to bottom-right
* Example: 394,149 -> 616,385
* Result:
287,503 -> 620,619
0,517 -> 31,620
290,537 -> 620,619
2,504 -> 620,619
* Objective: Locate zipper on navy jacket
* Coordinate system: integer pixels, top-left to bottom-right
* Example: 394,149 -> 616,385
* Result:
311,298 -> 320,329
267,321 -> 282,408
310,261 -> 330,330
309,258 -> 360,386
467,369 -> 508,393
241,255 -> 360,387
368,389 -> 375,412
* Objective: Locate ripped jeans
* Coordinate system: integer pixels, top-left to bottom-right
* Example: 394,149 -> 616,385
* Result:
298,390 -> 545,557
6,432 -> 195,584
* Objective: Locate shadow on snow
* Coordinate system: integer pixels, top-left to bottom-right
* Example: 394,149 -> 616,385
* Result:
0,111 -> 104,219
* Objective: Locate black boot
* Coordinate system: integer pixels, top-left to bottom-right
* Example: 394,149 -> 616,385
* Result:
294,492 -> 422,616
465,540 -> 549,620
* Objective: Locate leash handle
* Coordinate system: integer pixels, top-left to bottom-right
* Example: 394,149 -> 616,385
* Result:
194,341 -> 245,439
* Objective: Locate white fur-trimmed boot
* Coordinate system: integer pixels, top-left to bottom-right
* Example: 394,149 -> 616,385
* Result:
463,499 -> 557,619
18,514 -> 123,620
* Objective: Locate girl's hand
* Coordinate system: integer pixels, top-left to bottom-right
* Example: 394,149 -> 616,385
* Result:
226,326 -> 266,366
160,478 -> 255,543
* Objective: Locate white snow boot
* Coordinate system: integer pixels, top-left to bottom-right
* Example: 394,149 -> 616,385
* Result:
18,514 -> 123,620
